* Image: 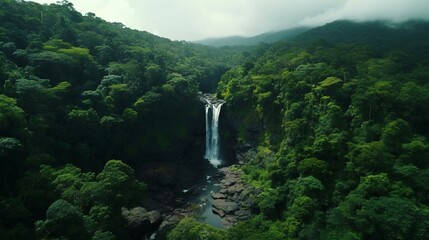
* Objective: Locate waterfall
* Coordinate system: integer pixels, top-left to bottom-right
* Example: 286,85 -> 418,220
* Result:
202,94 -> 224,167
204,105 -> 211,160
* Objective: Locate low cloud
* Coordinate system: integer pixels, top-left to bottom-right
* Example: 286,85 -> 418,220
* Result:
30,0 -> 429,40
300,0 -> 429,26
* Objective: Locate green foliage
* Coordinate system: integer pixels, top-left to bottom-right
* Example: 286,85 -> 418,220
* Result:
43,39 -> 72,51
68,108 -> 100,124
355,173 -> 390,198
95,160 -> 146,207
1,1 -> 429,239
48,81 -> 71,93
92,230 -> 116,240
0,94 -> 25,132
297,157 -> 328,178
347,141 -> 393,175
35,199 -> 89,239
226,216 -> 288,240
0,137 -> 21,156
357,197 -> 429,239
217,20 -> 429,239
315,76 -> 342,91
257,188 -> 283,219
381,119 -> 411,151
168,218 -> 226,240
37,160 -> 146,239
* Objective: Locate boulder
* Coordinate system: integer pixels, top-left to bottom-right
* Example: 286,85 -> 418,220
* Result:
221,179 -> 237,186
212,208 -> 226,218
235,209 -> 252,220
147,210 -> 162,224
212,199 -> 239,214
221,219 -> 234,227
211,192 -> 226,199
122,207 -> 162,239
159,214 -> 181,231
122,207 -> 162,228
234,184 -> 245,193
227,187 -> 237,195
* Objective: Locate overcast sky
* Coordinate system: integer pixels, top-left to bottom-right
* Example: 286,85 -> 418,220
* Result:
29,0 -> 429,41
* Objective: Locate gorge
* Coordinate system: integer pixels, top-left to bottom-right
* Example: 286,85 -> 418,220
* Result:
1,1 -> 429,239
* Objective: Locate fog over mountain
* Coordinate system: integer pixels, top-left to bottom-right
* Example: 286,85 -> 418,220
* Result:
29,0 -> 429,40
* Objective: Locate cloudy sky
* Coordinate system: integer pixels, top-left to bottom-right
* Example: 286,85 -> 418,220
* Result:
30,0 -> 429,41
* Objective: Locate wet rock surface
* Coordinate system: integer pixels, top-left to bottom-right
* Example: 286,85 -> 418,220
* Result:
147,164 -> 259,234
211,192 -> 226,199
133,144 -> 260,238
122,207 -> 162,239
210,165 -> 259,227
134,160 -> 214,239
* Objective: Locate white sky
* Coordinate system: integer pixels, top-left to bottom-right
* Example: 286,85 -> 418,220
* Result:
29,0 -> 429,41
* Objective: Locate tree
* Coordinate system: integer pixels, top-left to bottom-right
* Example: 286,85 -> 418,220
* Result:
168,218 -> 226,240
347,141 -> 393,175
297,157 -> 328,179
92,230 -> 116,240
94,160 -> 146,207
35,199 -> 90,239
381,119 -> 411,152
400,137 -> 429,167
0,94 -> 25,134
355,173 -> 390,199
357,197 -> 429,239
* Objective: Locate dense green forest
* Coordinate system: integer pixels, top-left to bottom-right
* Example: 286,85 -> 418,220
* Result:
1,0 -> 429,239
0,0 -> 241,238
170,21 -> 429,239
212,20 -> 429,239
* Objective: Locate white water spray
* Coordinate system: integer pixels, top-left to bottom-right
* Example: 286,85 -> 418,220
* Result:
203,95 -> 224,167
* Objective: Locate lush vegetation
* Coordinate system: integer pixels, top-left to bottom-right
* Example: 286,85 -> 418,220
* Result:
212,20 -> 429,239
0,0 -> 240,239
1,0 -> 429,239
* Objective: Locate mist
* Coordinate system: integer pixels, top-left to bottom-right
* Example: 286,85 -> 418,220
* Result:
29,0 -> 429,41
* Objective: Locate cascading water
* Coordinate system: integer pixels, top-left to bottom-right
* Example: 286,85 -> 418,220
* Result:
203,95 -> 224,167
205,105 -> 211,160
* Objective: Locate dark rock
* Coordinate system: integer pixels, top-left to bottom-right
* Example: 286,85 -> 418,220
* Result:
225,215 -> 238,225
234,184 -> 245,193
230,193 -> 240,202
221,179 -> 237,186
212,208 -> 226,218
242,198 -> 255,209
158,214 -> 182,231
122,207 -> 162,227
122,207 -> 162,239
212,199 -> 239,213
212,192 -> 227,199
227,187 -> 237,195
235,209 -> 252,220
221,218 -> 234,228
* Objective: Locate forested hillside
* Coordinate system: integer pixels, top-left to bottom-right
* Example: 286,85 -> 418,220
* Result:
195,27 -> 308,47
1,0 -> 429,239
211,20 -> 429,239
0,0 -> 240,239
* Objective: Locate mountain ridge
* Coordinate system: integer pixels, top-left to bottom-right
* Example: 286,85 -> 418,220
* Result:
195,27 -> 309,47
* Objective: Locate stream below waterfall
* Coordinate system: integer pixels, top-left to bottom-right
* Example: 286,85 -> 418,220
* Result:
197,94 -> 226,227
188,166 -> 225,228
148,94 -> 255,239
